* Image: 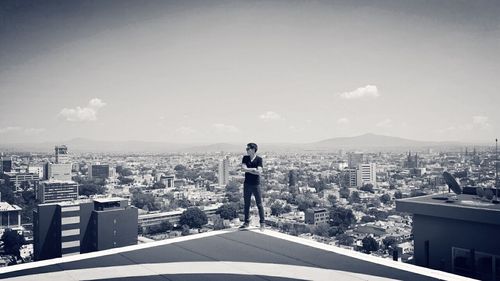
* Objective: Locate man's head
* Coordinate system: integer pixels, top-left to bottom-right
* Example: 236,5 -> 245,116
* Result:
246,143 -> 258,155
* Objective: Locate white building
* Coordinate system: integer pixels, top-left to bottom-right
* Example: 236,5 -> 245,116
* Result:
218,156 -> 229,187
356,163 -> 376,187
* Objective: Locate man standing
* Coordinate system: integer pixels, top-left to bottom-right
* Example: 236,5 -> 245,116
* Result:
239,143 -> 265,231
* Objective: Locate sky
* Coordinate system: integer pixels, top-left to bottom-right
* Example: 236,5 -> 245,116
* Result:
0,0 -> 499,144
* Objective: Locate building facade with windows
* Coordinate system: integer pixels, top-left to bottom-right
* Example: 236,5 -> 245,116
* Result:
34,198 -> 138,261
397,193 -> 500,280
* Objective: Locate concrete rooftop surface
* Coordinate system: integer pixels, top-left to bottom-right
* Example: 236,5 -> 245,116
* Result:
0,229 -> 475,281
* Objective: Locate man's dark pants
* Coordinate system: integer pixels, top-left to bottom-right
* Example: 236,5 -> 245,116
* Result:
243,183 -> 265,224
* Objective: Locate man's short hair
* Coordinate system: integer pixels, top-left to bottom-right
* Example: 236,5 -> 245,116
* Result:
247,143 -> 258,152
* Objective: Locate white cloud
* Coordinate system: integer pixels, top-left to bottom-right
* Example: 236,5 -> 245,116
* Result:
337,117 -> 349,125
376,118 -> 393,128
175,126 -> 196,135
24,128 -> 46,135
472,115 -> 490,129
339,85 -> 379,99
0,126 -> 45,135
439,115 -> 492,134
0,126 -> 22,134
59,98 -> 106,122
213,123 -> 240,133
259,111 -> 284,120
88,98 -> 106,108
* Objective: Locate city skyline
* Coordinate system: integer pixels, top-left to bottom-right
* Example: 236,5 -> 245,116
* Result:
1,0 -> 499,144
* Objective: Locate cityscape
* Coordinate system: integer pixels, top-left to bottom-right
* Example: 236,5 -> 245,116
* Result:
1,1 -> 499,280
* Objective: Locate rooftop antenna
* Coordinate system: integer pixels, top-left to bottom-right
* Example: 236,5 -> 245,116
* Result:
493,138 -> 499,204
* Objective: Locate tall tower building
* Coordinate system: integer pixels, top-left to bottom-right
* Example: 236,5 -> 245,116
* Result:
89,164 -> 115,181
348,153 -> 364,168
356,163 -> 377,187
34,198 -> 138,261
55,145 -> 69,164
218,156 -> 230,187
37,180 -> 79,204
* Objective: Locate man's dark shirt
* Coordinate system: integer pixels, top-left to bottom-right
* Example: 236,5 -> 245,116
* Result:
242,155 -> 263,185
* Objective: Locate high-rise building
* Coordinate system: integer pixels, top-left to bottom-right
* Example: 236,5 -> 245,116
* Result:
89,164 -> 115,181
2,172 -> 39,192
0,202 -> 22,229
404,151 -> 419,168
1,157 -> 12,173
348,153 -> 364,168
218,156 -> 229,187
304,208 -> 328,225
397,193 -> 500,280
45,162 -> 72,181
28,165 -> 44,179
34,198 -> 138,261
356,163 -> 376,187
55,145 -> 69,164
159,174 -> 175,188
346,168 -> 358,188
37,180 -> 79,204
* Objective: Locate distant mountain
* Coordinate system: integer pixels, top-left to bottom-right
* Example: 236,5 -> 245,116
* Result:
307,133 -> 464,151
0,138 -> 192,154
180,143 -> 242,153
0,133 -> 481,153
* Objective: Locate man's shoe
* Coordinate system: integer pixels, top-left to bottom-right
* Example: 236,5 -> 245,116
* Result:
260,223 -> 265,231
239,223 -> 249,229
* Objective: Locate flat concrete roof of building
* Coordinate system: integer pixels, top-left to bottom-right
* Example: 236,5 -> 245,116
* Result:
0,202 -> 22,212
92,197 -> 127,203
0,229 -> 474,281
396,193 -> 500,225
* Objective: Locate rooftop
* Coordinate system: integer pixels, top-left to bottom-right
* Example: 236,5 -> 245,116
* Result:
0,229 -> 473,281
0,202 -> 21,212
396,193 -> 500,225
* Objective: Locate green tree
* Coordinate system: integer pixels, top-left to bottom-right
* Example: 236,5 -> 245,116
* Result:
0,183 -> 15,204
349,191 -> 361,204
225,181 -> 241,203
394,190 -> 403,199
152,182 -> 166,189
339,187 -> 350,199
270,201 -> 285,216
79,183 -> 106,196
329,206 -> 356,228
1,229 -> 25,260
131,191 -> 160,211
118,176 -> 134,185
336,233 -> 354,246
360,183 -> 374,193
362,236 -> 379,253
327,194 -> 337,206
288,170 -> 298,187
216,203 -> 239,220
181,224 -> 190,236
382,236 -> 399,250
313,223 -> 330,237
283,204 -> 292,213
361,215 -> 376,223
179,207 -> 208,228
380,194 -> 391,204
213,216 -> 226,230
328,226 -> 345,237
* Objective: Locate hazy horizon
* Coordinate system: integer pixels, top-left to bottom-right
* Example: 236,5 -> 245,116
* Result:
1,0 -> 498,144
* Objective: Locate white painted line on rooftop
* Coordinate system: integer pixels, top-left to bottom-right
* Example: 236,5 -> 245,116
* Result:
0,229 -> 235,274
2,261 -> 399,281
251,229 -> 476,281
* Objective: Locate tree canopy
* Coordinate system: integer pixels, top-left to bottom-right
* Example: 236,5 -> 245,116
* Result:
179,207 -> 208,228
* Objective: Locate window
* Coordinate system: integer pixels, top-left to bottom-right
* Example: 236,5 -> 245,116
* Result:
452,247 -> 473,276
475,252 -> 493,280
453,247 -> 500,280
